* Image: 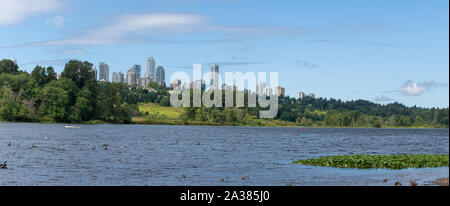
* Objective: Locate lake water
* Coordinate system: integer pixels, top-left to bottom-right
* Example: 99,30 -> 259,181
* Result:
0,123 -> 448,186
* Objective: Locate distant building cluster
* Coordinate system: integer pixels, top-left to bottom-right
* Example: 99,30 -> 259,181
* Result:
250,82 -> 285,97
91,57 -> 166,89
275,86 -> 285,97
298,92 -> 316,99
9,57 -> 314,99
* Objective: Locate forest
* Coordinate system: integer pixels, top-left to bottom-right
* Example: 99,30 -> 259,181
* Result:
0,59 -> 167,123
182,93 -> 448,128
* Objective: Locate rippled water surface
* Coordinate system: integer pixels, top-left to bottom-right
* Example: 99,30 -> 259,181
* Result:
0,123 -> 448,185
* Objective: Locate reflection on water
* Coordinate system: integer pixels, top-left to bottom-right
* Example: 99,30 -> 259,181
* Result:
0,123 -> 448,186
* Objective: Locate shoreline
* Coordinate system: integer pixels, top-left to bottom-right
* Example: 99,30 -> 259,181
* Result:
431,177 -> 449,186
0,120 -> 448,129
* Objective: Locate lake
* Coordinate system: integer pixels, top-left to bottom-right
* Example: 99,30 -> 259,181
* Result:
0,123 -> 448,186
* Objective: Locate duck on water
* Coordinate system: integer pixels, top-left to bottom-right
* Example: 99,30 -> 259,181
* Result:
0,161 -> 7,169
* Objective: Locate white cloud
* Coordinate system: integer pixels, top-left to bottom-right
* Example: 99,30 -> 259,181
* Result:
0,0 -> 62,25
401,80 -> 425,96
62,48 -> 86,54
400,80 -> 448,96
3,13 -> 304,47
18,13 -> 209,46
46,16 -> 64,28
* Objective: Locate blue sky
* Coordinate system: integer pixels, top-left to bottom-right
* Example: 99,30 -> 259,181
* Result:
0,0 -> 448,108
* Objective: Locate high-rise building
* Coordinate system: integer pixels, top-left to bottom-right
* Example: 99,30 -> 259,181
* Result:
210,64 -> 219,87
170,79 -> 182,89
190,80 -> 206,90
126,69 -> 137,85
99,62 -> 110,82
275,86 -> 285,97
256,82 -> 267,96
309,93 -> 316,98
91,66 -> 97,81
155,66 -> 165,85
131,64 -> 141,80
146,57 -> 156,80
298,92 -> 306,99
112,72 -> 124,83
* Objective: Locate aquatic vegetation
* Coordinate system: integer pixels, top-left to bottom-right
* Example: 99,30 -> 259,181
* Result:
293,154 -> 449,169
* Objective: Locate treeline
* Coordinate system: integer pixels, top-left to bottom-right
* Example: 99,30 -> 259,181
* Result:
276,96 -> 449,128
124,82 -> 171,107
178,90 -> 448,128
0,59 -> 168,123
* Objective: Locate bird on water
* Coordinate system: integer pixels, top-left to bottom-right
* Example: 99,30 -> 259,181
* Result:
0,161 -> 7,169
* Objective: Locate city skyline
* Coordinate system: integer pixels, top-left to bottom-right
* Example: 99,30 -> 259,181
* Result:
0,0 -> 448,108
81,58 -> 288,97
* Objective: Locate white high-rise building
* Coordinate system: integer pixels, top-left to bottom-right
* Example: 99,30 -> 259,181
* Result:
275,86 -> 285,97
298,92 -> 306,99
99,62 -> 110,82
146,57 -> 155,80
112,72 -> 124,83
126,69 -> 137,85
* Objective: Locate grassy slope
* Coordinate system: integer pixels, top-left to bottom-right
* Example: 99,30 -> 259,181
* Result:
137,102 -> 184,119
133,103 -> 300,126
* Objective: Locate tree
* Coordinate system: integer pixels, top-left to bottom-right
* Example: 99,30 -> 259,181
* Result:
45,79 -> 79,105
0,59 -> 19,74
414,116 -> 423,126
343,114 -> 351,126
47,66 -> 57,82
0,87 -> 21,121
72,96 -> 93,122
73,87 -> 94,121
31,66 -> 56,87
61,60 -> 96,89
39,86 -> 70,122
